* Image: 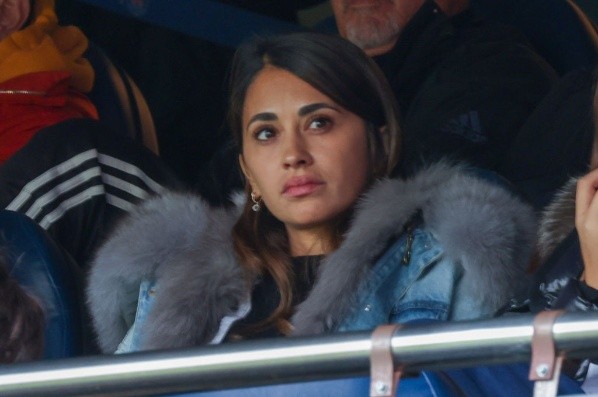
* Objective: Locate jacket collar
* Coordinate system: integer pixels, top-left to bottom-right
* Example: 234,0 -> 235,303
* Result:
537,177 -> 578,262
89,162 -> 536,351
291,161 -> 536,334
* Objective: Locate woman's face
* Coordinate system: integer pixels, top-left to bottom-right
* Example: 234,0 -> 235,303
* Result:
240,66 -> 370,246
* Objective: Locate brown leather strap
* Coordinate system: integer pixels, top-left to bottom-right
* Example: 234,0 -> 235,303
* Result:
533,353 -> 565,397
529,310 -> 564,380
529,310 -> 566,397
370,324 -> 403,397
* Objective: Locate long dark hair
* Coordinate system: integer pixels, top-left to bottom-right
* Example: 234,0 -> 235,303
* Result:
589,67 -> 598,169
0,255 -> 45,363
594,67 -> 598,146
228,32 -> 402,335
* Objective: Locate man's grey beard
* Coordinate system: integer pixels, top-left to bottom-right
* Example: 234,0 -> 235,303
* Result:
344,13 -> 401,52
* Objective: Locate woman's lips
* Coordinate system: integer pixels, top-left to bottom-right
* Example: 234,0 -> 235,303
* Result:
346,0 -> 377,8
283,177 -> 324,197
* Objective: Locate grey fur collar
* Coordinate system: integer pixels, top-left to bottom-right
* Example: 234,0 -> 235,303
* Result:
87,162 -> 536,352
292,162 -> 535,334
537,177 -> 578,262
87,193 -> 247,352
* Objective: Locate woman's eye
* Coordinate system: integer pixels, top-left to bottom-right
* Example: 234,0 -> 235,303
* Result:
255,128 -> 275,141
308,117 -> 331,130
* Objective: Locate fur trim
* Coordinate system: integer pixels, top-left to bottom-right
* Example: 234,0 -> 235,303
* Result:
86,192 -> 246,353
537,177 -> 578,262
292,162 -> 536,334
88,163 -> 536,350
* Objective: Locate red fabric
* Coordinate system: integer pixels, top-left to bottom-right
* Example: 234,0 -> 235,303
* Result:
0,70 -> 98,164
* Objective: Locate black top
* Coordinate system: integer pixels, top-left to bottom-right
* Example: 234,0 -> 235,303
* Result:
229,255 -> 323,339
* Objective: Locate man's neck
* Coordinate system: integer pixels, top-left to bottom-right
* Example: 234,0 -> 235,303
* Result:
363,0 -> 469,57
364,39 -> 399,57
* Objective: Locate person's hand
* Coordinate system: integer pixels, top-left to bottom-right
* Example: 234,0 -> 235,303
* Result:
0,0 -> 30,41
576,168 -> 598,289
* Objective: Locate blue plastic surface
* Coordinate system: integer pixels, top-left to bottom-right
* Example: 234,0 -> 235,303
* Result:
171,373 -> 461,397
0,210 -> 83,359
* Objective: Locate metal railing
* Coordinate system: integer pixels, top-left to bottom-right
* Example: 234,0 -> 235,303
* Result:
1,312 -> 598,396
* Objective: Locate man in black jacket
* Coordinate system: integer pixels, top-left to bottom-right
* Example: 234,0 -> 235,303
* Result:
331,0 -> 558,176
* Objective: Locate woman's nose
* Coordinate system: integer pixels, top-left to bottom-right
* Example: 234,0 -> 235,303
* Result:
282,134 -> 313,169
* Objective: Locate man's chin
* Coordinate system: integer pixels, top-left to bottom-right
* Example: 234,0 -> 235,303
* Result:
345,20 -> 400,53
345,0 -> 378,9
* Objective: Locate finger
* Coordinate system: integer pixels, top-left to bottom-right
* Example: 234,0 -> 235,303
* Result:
576,170 -> 598,224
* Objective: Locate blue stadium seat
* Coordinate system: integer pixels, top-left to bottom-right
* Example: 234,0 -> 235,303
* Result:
0,210 -> 86,359
86,43 -> 160,155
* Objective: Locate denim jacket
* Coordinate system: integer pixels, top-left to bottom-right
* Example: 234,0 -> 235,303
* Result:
87,162 -> 536,353
116,226 -> 491,353
339,227 -> 458,332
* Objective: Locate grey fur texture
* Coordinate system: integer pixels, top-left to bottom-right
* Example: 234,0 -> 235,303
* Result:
87,192 -> 246,353
292,162 -> 536,334
537,177 -> 578,262
88,163 -> 536,351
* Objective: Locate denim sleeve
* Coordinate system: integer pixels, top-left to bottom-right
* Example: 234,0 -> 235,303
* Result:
115,279 -> 157,354
390,255 -> 459,324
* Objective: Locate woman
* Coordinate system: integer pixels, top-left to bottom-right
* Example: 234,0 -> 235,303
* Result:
86,32 -> 536,353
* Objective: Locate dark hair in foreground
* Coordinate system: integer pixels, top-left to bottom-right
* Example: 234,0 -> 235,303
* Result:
0,254 -> 45,363
594,67 -> 598,148
228,32 -> 402,335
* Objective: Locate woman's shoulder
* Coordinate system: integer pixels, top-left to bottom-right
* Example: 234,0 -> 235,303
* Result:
87,190 -> 245,300
91,190 -> 241,275
367,162 -> 536,306
292,162 -> 537,334
86,190 -> 246,352
359,162 -> 536,245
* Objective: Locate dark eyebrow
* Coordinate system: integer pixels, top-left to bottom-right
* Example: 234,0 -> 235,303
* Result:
298,103 -> 340,117
246,103 -> 340,130
246,112 -> 277,130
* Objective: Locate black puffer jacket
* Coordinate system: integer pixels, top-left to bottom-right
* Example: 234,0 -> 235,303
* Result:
527,177 -> 598,313
507,177 -> 598,381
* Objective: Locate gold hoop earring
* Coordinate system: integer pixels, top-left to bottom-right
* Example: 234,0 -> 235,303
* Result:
250,192 -> 261,212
